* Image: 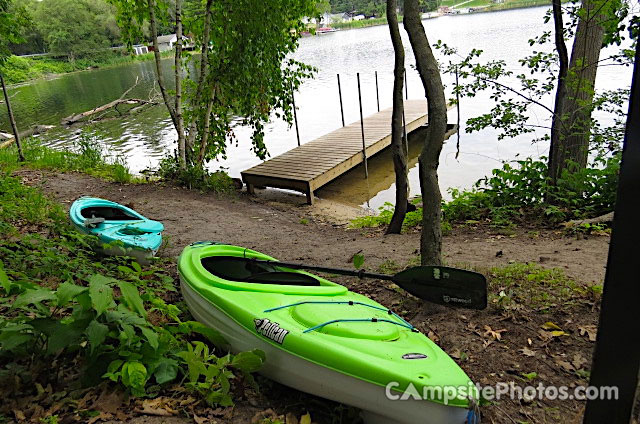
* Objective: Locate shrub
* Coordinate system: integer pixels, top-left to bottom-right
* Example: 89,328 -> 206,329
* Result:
351,155 -> 620,230
156,156 -> 236,194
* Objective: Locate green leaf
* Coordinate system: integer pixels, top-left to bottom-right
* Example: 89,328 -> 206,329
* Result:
231,350 -> 264,373
0,261 -> 11,293
121,361 -> 147,396
13,288 -> 56,309
117,265 -> 134,274
56,282 -> 88,307
153,358 -> 178,384
117,281 -> 145,316
86,320 -> 109,354
131,262 -> 142,273
353,253 -> 364,270
0,332 -> 33,351
89,274 -> 114,316
139,326 -> 158,350
107,359 -> 124,374
186,321 -> 227,347
31,319 -> 86,354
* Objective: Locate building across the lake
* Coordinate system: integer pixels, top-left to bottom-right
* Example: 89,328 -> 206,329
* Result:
132,44 -> 148,55
156,34 -> 192,52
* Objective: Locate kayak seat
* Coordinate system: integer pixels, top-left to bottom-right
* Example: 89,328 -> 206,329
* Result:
81,206 -> 138,221
201,257 -> 321,286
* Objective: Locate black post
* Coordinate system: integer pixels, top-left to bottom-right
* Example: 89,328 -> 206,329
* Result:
291,81 -> 301,146
404,69 -> 408,100
583,40 -> 640,424
455,65 -> 461,159
1,73 -> 25,162
375,71 -> 380,112
402,108 -> 408,156
357,73 -> 368,178
337,74 -> 345,127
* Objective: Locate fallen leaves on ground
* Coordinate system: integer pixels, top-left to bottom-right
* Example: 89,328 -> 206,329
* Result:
484,325 -> 507,341
134,397 -> 178,416
578,324 -> 597,341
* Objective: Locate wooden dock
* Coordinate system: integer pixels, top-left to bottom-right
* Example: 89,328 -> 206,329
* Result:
241,100 -> 428,205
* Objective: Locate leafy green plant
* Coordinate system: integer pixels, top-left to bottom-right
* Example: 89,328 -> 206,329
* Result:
0,173 -> 264,417
350,200 -> 424,232
156,156 -> 236,194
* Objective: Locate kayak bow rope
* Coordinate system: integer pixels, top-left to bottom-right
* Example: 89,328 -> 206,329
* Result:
252,259 -> 488,310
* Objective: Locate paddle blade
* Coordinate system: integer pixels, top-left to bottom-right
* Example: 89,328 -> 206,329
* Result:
393,266 -> 487,310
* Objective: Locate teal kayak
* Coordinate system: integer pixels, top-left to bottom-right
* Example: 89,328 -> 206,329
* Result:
178,242 -> 479,424
69,197 -> 163,260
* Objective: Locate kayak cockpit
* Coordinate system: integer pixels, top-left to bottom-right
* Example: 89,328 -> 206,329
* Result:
201,257 -> 322,286
80,206 -> 140,221
181,243 -> 347,295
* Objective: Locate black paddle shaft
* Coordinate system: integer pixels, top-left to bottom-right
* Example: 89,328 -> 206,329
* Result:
252,259 -> 393,281
251,259 -> 488,310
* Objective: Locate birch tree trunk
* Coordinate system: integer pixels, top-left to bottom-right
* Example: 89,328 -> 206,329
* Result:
174,0 -> 186,167
186,0 -> 213,153
403,0 -> 448,266
386,0 -> 409,235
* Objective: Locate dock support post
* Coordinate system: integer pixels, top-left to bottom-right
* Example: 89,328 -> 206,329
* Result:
291,81 -> 301,146
375,71 -> 380,112
246,183 -> 255,195
357,72 -> 368,179
305,184 -> 315,205
337,74 -> 345,127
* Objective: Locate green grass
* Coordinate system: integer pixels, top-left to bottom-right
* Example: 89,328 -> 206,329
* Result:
1,50 -> 173,85
332,16 -> 393,30
0,137 -> 135,183
488,263 -> 602,312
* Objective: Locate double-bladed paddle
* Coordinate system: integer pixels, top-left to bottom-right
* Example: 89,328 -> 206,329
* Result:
250,259 -> 487,310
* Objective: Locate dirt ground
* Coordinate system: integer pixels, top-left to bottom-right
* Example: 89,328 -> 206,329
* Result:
16,170 -> 616,424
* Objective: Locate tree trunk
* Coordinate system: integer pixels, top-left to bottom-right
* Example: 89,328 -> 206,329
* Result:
197,86 -> 216,165
146,0 -> 180,159
174,0 -> 186,168
548,0 -> 606,183
403,0 -> 448,266
186,0 -> 214,154
386,0 -> 409,235
1,73 -> 25,162
548,0 -> 569,185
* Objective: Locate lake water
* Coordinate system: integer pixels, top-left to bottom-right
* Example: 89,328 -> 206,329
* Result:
1,6 -> 632,210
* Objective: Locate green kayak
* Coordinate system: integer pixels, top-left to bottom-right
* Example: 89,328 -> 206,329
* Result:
178,242 -> 479,424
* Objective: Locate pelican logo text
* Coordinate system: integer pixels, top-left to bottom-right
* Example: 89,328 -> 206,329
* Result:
443,295 -> 472,305
254,318 -> 289,344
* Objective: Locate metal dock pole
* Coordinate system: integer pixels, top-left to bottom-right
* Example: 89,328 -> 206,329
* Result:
291,81 -> 300,146
337,74 -> 345,127
375,71 -> 380,112
404,69 -> 408,99
357,73 -> 368,178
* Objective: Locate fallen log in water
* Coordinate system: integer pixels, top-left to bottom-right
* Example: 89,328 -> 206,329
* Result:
61,76 -> 159,126
61,98 -> 158,126
0,125 -> 56,148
